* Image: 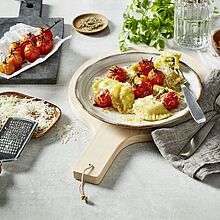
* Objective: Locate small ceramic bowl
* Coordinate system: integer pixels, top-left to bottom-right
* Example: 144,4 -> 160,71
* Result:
72,13 -> 108,34
211,29 -> 220,56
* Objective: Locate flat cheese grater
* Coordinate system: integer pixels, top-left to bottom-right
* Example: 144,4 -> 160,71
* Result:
0,117 -> 37,173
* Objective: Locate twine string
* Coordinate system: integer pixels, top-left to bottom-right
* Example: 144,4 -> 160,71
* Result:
78,163 -> 94,203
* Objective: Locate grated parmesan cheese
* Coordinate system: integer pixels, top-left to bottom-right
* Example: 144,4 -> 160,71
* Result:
56,124 -> 79,144
47,122 -> 89,144
0,95 -> 58,134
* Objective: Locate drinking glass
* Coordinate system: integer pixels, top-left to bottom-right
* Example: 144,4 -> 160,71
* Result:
174,0 -> 214,49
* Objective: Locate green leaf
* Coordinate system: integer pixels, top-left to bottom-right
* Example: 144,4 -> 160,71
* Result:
119,31 -> 129,52
119,0 -> 174,51
119,41 -> 128,52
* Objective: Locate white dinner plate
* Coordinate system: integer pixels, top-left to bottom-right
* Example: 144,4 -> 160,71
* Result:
75,51 -> 202,128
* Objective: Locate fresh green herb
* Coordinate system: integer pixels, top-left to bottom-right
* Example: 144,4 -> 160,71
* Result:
119,0 -> 174,51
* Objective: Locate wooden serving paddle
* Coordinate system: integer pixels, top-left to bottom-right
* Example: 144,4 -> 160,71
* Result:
68,47 -> 208,185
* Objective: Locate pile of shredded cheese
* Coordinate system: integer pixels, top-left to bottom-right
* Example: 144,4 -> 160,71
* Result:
56,124 -> 80,144
47,122 -> 89,144
0,95 -> 58,133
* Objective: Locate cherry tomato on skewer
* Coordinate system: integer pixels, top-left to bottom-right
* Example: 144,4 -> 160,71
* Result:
7,51 -> 23,70
21,32 -> 37,44
20,33 -> 37,59
9,41 -> 22,55
24,42 -> 41,63
0,60 -> 16,75
36,27 -> 53,41
36,36 -> 53,55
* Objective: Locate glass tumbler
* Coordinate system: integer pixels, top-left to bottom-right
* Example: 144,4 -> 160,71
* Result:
174,0 -> 214,49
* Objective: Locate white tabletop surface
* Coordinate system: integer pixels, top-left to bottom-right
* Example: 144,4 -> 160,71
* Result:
1,0 -> 220,220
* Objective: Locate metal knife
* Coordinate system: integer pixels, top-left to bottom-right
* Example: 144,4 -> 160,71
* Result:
181,84 -> 206,124
178,114 -> 220,159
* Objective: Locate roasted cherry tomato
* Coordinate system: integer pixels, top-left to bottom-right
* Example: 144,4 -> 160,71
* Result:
132,80 -> 153,99
148,69 -> 165,86
0,60 -> 16,75
36,27 -> 53,41
107,66 -> 128,82
24,43 -> 41,63
20,33 -> 37,59
20,41 -> 31,59
94,89 -> 112,108
161,91 -> 179,110
36,36 -> 53,55
7,51 -> 23,70
9,41 -> 22,55
21,32 -> 36,44
137,58 -> 154,76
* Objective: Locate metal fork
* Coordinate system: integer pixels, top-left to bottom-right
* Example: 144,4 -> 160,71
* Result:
176,68 -> 206,123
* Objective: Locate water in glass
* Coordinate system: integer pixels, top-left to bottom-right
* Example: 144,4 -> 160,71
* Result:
174,0 -> 214,49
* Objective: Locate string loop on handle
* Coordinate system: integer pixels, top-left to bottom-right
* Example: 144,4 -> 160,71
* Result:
78,163 -> 94,204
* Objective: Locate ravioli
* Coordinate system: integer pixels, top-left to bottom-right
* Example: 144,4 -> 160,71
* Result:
128,63 -> 138,73
92,78 -> 119,93
92,78 -> 135,113
133,95 -> 171,121
152,85 -> 179,96
153,85 -> 170,96
154,52 -> 184,90
111,82 -> 135,113
154,51 -> 181,70
164,69 -> 184,90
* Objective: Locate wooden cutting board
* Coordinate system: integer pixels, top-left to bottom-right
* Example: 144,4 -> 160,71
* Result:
68,47 -> 209,185
0,0 -> 64,84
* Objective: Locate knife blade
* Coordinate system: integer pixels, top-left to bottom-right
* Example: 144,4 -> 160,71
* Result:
178,114 -> 220,159
181,84 -> 206,124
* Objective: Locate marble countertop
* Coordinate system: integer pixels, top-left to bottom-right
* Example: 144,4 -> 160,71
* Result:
0,0 -> 220,219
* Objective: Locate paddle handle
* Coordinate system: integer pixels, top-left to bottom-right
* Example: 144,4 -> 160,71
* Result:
19,0 -> 42,18
73,125 -> 152,184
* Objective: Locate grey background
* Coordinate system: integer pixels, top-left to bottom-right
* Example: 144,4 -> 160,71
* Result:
0,0 -> 220,219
